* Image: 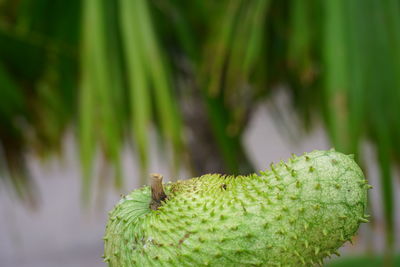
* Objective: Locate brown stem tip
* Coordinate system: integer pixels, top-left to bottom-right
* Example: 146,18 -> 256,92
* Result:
150,173 -> 167,210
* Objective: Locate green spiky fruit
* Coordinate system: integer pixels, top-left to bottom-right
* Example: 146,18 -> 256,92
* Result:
104,150 -> 370,266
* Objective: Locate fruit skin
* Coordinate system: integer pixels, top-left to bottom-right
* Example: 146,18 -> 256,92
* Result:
104,150 -> 370,266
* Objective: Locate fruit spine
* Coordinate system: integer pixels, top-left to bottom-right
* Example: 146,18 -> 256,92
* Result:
104,150 -> 370,266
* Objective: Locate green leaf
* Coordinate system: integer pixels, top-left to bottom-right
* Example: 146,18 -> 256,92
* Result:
119,0 -> 152,183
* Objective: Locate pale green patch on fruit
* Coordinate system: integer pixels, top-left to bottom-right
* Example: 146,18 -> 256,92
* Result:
104,150 -> 370,266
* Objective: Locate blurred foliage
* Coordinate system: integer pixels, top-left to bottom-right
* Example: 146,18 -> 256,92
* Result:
326,254 -> 400,267
0,0 -> 399,258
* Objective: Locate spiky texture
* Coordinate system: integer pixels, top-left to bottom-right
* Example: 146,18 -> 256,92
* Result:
104,150 -> 370,266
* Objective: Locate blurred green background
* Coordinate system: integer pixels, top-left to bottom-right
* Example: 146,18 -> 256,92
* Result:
0,0 -> 399,266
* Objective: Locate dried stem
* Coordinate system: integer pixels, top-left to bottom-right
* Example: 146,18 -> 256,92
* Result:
150,173 -> 167,210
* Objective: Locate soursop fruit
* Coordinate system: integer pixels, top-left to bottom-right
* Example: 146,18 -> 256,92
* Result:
103,150 -> 370,266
